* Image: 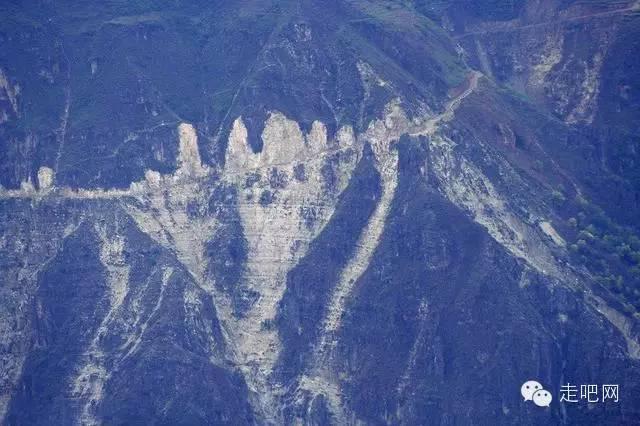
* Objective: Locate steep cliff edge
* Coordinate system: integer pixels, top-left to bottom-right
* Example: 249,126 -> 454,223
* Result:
1,1 -> 640,424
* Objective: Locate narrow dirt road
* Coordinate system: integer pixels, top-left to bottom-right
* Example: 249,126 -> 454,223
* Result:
410,70 -> 481,137
453,5 -> 638,39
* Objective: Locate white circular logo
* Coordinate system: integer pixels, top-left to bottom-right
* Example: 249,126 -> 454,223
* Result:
533,389 -> 553,407
520,380 -> 543,401
521,380 -> 552,407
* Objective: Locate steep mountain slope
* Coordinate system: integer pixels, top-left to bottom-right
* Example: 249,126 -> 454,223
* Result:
1,0 -> 639,425
441,0 -> 640,226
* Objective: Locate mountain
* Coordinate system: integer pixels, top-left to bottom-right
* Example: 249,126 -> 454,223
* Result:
1,0 -> 639,424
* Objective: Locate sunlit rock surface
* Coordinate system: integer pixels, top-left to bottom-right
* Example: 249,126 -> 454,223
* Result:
1,1 -> 640,425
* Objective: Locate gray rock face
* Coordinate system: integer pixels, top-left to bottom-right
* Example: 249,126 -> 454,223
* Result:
1,1 -> 639,425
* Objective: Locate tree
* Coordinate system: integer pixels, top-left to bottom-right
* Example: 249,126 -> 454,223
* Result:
551,189 -> 566,204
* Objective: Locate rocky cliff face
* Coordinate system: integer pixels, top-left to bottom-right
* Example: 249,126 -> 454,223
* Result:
445,0 -> 640,226
1,1 -> 639,425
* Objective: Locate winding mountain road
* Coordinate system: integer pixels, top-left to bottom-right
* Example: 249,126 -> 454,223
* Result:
453,4 -> 639,39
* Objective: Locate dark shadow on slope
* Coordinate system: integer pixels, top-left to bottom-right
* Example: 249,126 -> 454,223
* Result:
276,143 -> 381,382
333,138 -> 640,425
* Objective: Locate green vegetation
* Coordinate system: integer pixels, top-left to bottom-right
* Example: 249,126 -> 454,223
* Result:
564,194 -> 640,314
551,189 -> 567,205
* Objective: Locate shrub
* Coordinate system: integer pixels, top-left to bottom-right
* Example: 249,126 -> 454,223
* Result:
551,189 -> 566,204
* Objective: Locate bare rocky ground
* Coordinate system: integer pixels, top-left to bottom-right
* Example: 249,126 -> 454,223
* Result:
1,1 -> 640,424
